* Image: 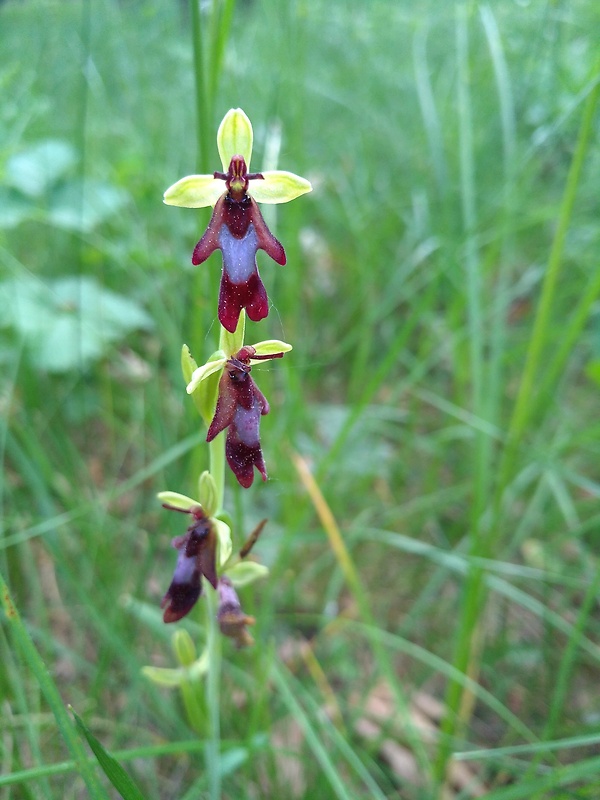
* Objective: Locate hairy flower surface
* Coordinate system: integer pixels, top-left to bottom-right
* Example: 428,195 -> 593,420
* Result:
164,108 -> 311,332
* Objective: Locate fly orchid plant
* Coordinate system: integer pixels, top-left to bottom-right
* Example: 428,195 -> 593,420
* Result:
147,108 -> 311,675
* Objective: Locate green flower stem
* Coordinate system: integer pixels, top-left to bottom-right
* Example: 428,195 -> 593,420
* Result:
208,435 -> 225,515
200,319 -> 234,800
203,582 -> 222,800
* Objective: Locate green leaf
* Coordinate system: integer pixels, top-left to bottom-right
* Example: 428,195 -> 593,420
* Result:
71,709 -> 146,800
6,139 -> 77,196
217,108 -> 253,171
0,573 -> 109,799
141,666 -> 189,688
47,179 -> 129,232
0,187 -> 34,228
251,170 -> 312,204
0,275 -> 153,372
197,361 -> 225,428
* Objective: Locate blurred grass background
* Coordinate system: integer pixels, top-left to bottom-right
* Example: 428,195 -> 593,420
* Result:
2,0 -> 600,797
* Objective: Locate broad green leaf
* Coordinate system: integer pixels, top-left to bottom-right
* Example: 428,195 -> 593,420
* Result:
0,275 -> 153,373
48,179 -> 129,232
6,139 -> 77,196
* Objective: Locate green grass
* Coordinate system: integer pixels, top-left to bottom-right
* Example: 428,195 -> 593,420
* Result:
2,0 -> 600,798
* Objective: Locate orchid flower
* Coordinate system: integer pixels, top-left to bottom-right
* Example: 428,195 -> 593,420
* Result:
158,482 -> 232,623
164,108 -> 312,332
185,337 -> 291,487
157,478 -> 269,627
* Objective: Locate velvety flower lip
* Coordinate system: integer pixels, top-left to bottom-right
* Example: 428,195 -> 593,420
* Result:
163,108 -> 311,332
191,191 -> 285,332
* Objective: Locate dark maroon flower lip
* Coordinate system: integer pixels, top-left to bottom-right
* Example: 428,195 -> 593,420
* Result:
191,158 -> 286,333
161,504 -> 218,623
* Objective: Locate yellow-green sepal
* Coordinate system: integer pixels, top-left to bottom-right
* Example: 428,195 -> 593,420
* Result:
197,471 -> 218,517
226,560 -> 269,588
217,108 -> 253,171
186,354 -> 227,394
214,519 -> 233,568
183,345 -> 225,426
163,174 -> 224,208
250,170 -> 312,204
157,491 -> 198,511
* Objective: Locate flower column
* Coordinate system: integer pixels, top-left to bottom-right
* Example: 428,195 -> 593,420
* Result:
159,108 -> 311,643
